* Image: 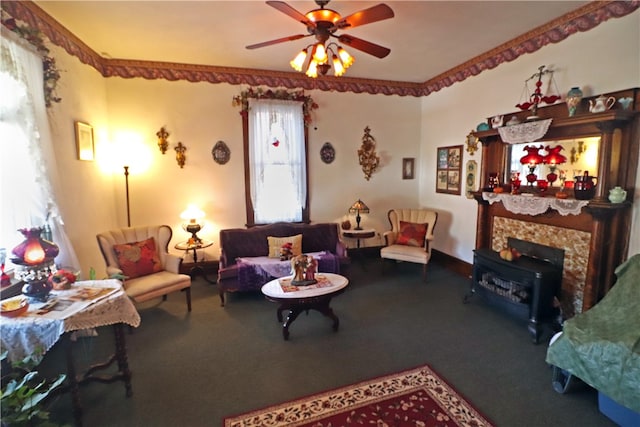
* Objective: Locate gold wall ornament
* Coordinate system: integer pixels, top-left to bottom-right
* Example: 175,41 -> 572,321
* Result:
175,142 -> 186,168
358,126 -> 380,181
156,127 -> 169,154
466,131 -> 479,155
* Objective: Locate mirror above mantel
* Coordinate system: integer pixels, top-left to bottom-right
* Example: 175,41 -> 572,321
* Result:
507,137 -> 600,188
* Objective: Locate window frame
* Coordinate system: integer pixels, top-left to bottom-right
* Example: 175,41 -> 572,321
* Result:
242,105 -> 310,227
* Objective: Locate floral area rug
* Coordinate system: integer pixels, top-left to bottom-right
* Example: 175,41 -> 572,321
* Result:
224,364 -> 494,426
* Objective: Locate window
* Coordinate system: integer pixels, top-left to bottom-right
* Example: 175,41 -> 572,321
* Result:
243,98 -> 310,225
0,35 -> 79,271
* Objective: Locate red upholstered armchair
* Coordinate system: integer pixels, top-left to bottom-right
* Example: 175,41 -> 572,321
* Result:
96,225 -> 191,311
380,209 -> 438,280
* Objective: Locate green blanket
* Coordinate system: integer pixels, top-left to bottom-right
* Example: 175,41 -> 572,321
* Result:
546,253 -> 640,412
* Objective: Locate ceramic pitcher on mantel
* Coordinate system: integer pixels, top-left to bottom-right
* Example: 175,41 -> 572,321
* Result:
588,95 -> 616,113
574,171 -> 597,200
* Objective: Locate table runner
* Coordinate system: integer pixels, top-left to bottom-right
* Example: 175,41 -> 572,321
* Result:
236,251 -> 340,292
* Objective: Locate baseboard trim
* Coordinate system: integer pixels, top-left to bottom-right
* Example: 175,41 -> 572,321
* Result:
431,249 -> 473,278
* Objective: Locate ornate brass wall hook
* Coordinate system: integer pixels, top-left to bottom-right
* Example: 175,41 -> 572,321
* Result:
156,127 -> 169,154
175,142 -> 186,168
358,126 -> 380,181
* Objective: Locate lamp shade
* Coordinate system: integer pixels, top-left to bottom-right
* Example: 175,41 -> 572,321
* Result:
349,199 -> 370,214
180,205 -> 205,244
520,145 -> 544,166
543,145 -> 567,166
348,199 -> 370,230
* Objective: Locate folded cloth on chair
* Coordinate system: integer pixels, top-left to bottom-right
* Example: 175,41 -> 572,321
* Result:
546,254 -> 640,412
236,251 -> 339,292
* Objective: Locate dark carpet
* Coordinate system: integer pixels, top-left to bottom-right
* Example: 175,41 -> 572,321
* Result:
42,259 -> 614,426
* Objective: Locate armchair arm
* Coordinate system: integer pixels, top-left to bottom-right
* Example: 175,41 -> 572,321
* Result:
383,231 -> 397,246
106,266 -> 123,277
164,253 -> 182,274
424,234 -> 434,251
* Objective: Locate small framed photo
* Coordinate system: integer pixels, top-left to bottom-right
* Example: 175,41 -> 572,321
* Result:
402,158 -> 414,180
75,121 -> 94,161
436,145 -> 462,195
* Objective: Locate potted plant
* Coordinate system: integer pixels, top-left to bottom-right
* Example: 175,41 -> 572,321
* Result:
1,350 -> 66,426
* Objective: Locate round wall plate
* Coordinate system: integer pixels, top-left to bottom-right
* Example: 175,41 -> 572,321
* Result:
320,142 -> 335,164
212,140 -> 230,165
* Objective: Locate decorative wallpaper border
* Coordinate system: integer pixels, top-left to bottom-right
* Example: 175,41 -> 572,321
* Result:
1,1 -> 638,97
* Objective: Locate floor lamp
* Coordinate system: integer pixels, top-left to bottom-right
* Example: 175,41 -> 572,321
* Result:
124,165 -> 131,227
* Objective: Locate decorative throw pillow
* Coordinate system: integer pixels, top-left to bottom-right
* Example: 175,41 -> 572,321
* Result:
396,221 -> 428,247
113,237 -> 163,279
267,235 -> 302,258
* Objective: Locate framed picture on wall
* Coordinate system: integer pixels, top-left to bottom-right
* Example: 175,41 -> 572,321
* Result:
436,145 -> 462,194
402,158 -> 414,179
74,121 -> 94,161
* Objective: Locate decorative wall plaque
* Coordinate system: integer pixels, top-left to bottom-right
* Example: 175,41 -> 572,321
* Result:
212,140 -> 230,165
320,142 -> 335,164
358,126 -> 380,181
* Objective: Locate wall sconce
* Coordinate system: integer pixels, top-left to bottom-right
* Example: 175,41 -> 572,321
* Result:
175,142 -> 187,168
358,126 -> 380,181
570,140 -> 586,164
156,127 -> 169,154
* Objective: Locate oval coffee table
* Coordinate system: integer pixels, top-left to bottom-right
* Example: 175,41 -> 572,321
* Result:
261,273 -> 349,340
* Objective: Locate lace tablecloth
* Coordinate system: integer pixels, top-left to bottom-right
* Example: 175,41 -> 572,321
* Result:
482,192 -> 589,216
0,280 -> 141,363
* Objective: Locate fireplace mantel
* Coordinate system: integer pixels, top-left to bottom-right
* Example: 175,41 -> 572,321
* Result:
472,87 -> 639,315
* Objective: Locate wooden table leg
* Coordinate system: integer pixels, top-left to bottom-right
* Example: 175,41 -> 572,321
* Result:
64,333 -> 83,427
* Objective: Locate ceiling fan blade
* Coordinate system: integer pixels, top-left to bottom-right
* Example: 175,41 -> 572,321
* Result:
266,1 -> 316,28
334,3 -> 394,30
246,34 -> 308,50
337,34 -> 390,58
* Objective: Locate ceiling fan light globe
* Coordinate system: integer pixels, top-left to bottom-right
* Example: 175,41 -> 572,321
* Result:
313,43 -> 327,62
332,57 -> 345,76
290,50 -> 307,71
306,59 -> 319,78
338,47 -> 354,68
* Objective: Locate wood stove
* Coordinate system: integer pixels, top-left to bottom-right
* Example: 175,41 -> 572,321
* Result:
465,238 -> 564,343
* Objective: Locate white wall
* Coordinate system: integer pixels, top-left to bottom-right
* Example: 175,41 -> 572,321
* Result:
47,46 -> 114,277
420,11 -> 640,263
50,73 -> 420,274
44,10 -> 639,276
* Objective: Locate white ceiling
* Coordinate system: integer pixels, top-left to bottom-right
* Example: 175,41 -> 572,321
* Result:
35,1 -> 589,83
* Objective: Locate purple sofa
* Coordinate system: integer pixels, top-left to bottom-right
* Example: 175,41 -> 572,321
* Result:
217,222 -> 349,306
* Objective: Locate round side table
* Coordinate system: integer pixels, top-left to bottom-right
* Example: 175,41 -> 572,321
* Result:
174,240 -> 216,284
342,229 -> 376,248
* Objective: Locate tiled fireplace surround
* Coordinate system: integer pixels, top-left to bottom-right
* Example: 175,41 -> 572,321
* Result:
491,216 -> 589,318
472,87 -> 638,320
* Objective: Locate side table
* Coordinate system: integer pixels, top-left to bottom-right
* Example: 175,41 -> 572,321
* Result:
175,240 -> 216,284
342,228 -> 376,249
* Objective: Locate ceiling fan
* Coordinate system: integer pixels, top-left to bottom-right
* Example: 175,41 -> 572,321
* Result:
246,0 -> 394,77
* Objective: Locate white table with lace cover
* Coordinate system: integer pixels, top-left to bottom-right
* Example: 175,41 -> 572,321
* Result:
0,279 -> 141,427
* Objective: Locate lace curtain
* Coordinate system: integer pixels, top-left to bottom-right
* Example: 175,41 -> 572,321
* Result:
0,33 -> 79,271
248,98 -> 306,223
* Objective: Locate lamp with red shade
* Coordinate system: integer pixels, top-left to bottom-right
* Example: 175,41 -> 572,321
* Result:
543,145 -> 567,186
11,227 -> 59,301
519,145 -> 544,186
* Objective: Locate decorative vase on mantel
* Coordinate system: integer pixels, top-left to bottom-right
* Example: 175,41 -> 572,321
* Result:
566,87 -> 583,117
